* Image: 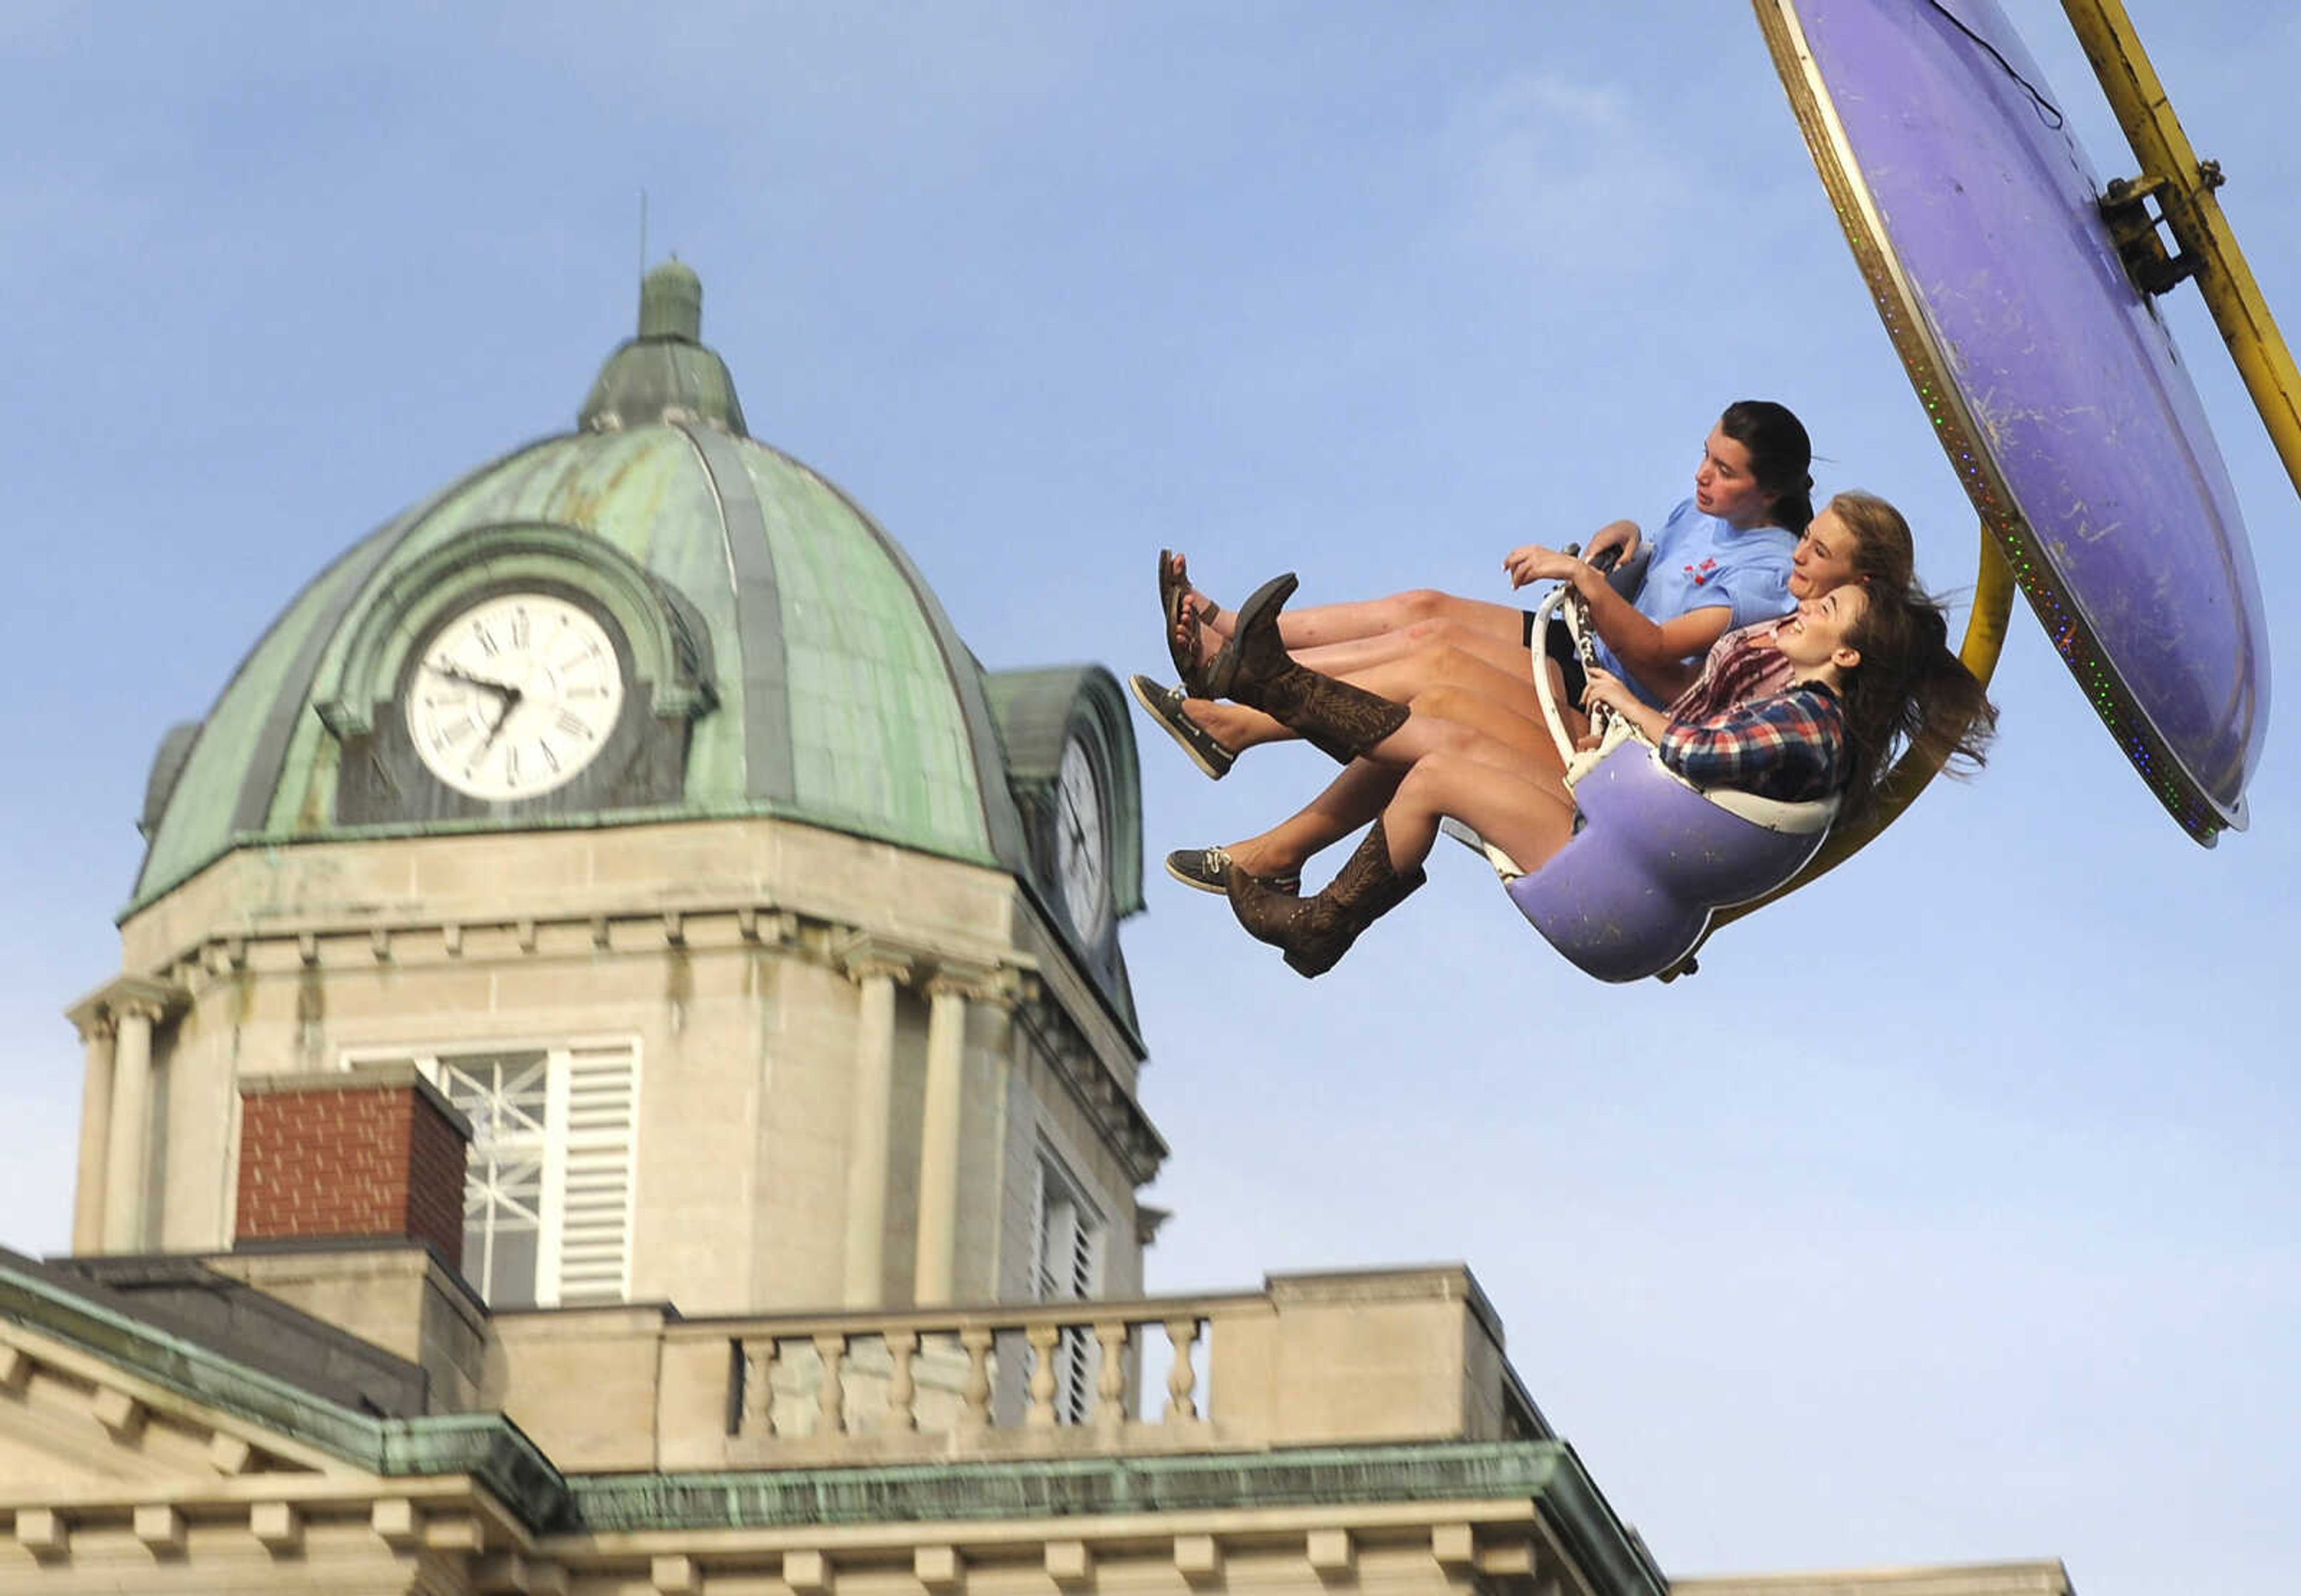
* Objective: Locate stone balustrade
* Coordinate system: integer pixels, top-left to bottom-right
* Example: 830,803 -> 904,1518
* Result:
210,1248 -> 1550,1474
679,1264 -> 1552,1468
721,1290 -> 1254,1456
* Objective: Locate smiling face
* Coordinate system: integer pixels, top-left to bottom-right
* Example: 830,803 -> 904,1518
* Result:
1775,583 -> 1870,679
1693,425 -> 1777,527
1787,506 -> 1863,600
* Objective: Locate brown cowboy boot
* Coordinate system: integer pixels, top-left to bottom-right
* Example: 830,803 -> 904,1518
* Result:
1226,821 -> 1426,977
1197,573 -> 1412,763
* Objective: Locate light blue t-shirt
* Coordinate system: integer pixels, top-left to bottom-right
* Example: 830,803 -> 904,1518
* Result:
1590,498 -> 1797,706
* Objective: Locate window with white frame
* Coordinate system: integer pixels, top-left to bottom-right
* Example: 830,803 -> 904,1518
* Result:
344,1041 -> 640,1308
1032,1149 -> 1106,1422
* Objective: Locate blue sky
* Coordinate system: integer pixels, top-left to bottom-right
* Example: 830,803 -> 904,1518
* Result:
4,3 -> 2296,1590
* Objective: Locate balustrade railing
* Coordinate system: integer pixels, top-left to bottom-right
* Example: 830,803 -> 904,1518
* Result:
721,1293 -> 1266,1453
474,1266 -> 1550,1470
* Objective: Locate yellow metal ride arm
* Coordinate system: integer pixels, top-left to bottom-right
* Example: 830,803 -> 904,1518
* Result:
2063,0 -> 2301,500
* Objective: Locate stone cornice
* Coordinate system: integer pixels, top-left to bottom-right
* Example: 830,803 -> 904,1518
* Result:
140,903 -> 1028,997
557,1441 -> 1663,1595
122,899 -> 1165,1187
1012,980 -> 1167,1185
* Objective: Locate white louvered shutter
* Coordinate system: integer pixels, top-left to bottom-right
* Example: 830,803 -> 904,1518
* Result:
1032,1155 -> 1106,1422
546,1043 -> 640,1304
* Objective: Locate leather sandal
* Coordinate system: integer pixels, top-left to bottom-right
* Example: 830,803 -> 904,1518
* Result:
1195,572 -> 1299,701
1159,549 -> 1203,684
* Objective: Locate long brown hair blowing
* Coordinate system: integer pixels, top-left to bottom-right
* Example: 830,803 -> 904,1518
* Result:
1834,581 -> 1998,825
1826,489 -> 1918,590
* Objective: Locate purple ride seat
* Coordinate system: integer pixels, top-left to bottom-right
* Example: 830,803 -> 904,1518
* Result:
1506,738 -> 1834,983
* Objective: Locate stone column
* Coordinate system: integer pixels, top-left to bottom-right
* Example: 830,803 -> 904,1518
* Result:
840,941 -> 912,1308
68,1007 -> 116,1253
101,996 -> 165,1253
914,963 -> 1000,1306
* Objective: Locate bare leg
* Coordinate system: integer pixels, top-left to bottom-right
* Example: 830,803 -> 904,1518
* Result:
1375,751 -> 1578,882
1215,682 -> 1571,877
1285,613 -> 1540,681
1277,589 -> 1524,652
1307,700 -> 1584,879
1174,555 -> 1527,666
1215,702 -> 1586,972
1221,760 -> 1404,879
1176,641 -> 1557,761
1213,702 -> 1583,973
1355,651 -> 1551,744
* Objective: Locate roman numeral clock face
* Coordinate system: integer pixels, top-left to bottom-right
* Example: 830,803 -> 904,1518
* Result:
405,593 -> 626,801
1054,737 -> 1109,941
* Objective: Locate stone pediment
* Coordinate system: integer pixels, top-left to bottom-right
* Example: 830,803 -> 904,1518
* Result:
0,1265 -> 561,1585
0,1325 -> 352,1502
0,1351 -> 543,1596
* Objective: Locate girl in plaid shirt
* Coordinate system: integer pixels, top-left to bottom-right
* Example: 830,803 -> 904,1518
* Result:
1581,582 -> 1868,805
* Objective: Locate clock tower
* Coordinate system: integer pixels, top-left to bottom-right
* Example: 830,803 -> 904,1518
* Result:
74,261 -> 1162,1319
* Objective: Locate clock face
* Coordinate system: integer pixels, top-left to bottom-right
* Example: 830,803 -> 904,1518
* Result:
1054,738 -> 1109,939
406,591 -> 626,801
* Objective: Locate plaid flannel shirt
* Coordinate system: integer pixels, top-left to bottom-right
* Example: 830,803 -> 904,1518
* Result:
1668,619 -> 1794,725
1657,680 -> 1846,802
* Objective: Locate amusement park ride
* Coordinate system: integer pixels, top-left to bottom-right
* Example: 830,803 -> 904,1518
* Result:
1508,0 -> 2286,980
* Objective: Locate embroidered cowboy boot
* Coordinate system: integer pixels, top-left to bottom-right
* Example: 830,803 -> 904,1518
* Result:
1225,821 -> 1425,977
1196,573 -> 1410,763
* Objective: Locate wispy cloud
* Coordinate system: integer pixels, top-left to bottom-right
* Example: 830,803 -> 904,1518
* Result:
1432,69 -> 1698,277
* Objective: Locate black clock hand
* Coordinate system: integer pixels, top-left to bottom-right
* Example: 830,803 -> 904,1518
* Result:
427,660 -> 521,700
473,685 -> 526,758
1058,791 -> 1089,845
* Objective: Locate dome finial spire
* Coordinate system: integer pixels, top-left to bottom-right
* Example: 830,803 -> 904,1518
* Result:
581,258 -> 746,436
638,256 -> 703,342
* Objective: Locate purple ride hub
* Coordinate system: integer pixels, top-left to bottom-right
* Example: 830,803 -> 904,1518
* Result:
1766,0 -> 2270,836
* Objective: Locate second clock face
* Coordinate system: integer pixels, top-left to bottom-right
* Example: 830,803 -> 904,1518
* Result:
406,591 -> 626,801
1054,737 -> 1109,939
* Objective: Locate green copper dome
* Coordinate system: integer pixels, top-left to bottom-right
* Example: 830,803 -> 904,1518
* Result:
128,267 -> 1103,917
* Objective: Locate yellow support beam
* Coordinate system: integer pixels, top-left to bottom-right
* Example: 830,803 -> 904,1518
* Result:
2062,0 -> 2301,501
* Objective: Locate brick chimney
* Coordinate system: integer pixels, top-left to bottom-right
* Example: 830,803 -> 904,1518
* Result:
236,1065 -> 472,1268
